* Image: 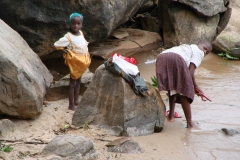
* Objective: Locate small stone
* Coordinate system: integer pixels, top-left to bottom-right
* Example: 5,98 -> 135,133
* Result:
43,101 -> 48,105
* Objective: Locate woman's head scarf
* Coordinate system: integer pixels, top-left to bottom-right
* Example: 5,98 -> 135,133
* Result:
69,12 -> 83,25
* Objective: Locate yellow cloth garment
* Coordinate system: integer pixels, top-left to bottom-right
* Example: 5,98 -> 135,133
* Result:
63,50 -> 91,80
54,31 -> 91,80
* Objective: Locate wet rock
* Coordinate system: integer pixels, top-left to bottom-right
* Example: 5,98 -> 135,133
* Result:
221,128 -> 239,136
106,137 -> 144,154
41,135 -> 97,159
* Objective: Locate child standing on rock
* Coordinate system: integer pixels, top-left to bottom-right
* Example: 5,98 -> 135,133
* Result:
54,12 -> 91,111
156,39 -> 212,128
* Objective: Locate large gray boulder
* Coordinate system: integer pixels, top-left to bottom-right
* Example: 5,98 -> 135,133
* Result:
72,64 -> 166,137
212,0 -> 240,58
0,0 -> 148,56
158,0 -> 228,47
0,19 -> 53,119
165,4 -> 219,45
173,0 -> 227,16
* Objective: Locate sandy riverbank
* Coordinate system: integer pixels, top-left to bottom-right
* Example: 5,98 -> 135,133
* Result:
1,95 -> 195,160
2,52 -> 240,160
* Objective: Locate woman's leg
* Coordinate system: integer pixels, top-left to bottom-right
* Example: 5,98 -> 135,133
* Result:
167,91 -> 176,122
68,78 -> 76,110
179,95 -> 193,128
74,77 -> 81,106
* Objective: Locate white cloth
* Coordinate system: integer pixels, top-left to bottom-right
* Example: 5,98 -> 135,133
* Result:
161,44 -> 204,67
112,54 -> 139,76
54,31 -> 88,55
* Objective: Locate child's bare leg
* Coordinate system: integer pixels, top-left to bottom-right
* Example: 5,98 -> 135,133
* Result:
68,78 -> 76,111
74,78 -> 81,106
167,91 -> 176,122
179,95 -> 193,128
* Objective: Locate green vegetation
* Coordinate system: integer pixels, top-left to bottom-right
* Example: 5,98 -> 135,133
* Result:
218,48 -> 239,60
218,36 -> 239,60
1,143 -> 13,153
151,75 -> 158,88
63,124 -> 69,129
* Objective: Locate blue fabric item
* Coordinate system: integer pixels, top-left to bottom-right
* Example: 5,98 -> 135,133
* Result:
69,12 -> 83,25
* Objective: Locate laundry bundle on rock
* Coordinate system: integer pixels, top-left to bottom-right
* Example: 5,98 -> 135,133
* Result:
104,54 -> 149,97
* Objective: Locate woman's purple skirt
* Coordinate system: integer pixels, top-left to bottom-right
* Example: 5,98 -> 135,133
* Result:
156,52 -> 194,103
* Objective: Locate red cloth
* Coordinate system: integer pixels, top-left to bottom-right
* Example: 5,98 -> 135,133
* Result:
112,53 -> 136,65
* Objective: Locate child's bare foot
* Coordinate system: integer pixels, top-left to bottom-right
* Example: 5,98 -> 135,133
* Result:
183,120 -> 199,128
68,106 -> 76,111
186,121 -> 193,128
166,110 -> 175,122
167,117 -> 174,122
74,101 -> 79,106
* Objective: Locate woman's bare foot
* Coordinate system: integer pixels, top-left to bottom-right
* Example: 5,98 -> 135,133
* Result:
68,106 -> 76,111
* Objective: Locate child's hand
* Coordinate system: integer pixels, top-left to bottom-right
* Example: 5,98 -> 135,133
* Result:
63,49 -> 68,54
195,87 -> 211,102
195,87 -> 203,96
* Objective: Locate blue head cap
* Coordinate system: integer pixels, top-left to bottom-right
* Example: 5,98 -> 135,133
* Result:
69,12 -> 83,25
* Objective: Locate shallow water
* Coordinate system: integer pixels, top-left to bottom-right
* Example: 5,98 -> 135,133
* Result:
184,53 -> 240,160
134,51 -> 240,160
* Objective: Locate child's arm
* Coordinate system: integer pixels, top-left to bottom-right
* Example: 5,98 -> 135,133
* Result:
189,62 -> 202,92
54,34 -> 70,50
